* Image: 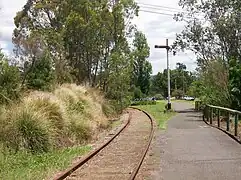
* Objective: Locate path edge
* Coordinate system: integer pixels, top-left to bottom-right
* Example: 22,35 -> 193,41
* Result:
202,114 -> 241,145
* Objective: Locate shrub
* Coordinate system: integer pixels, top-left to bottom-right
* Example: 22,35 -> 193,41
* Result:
133,87 -> 143,99
23,93 -> 66,130
0,55 -> 21,104
67,115 -> 91,143
154,94 -> 164,100
131,100 -> 156,106
172,89 -> 184,99
0,106 -> 53,153
68,101 -> 85,112
102,102 -> 117,117
0,84 -> 115,153
25,52 -> 55,91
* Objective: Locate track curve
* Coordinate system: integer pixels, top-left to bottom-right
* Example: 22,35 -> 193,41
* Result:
128,107 -> 154,180
54,108 -> 154,180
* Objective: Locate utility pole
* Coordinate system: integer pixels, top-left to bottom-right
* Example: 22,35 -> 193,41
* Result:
155,39 -> 171,110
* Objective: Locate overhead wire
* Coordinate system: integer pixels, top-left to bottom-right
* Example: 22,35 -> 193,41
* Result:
138,5 -> 183,14
138,10 -> 175,17
134,2 -> 199,66
138,8 -> 205,21
137,2 -> 184,12
136,2 -> 184,17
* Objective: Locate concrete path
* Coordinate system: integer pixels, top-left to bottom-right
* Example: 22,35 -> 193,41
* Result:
155,102 -> 241,180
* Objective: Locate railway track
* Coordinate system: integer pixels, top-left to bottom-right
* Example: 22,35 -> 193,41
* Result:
54,107 -> 154,180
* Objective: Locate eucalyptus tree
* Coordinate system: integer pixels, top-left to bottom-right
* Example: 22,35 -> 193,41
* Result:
173,0 -> 241,108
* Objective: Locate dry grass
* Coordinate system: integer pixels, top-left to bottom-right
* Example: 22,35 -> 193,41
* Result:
0,84 -> 114,153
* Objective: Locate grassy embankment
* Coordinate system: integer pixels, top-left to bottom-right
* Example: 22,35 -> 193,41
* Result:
135,100 -> 176,129
0,84 -> 117,180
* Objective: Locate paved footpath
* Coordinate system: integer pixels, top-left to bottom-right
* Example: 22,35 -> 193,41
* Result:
153,102 -> 241,180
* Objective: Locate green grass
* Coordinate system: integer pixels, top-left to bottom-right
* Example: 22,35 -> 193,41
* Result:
135,100 -> 176,129
0,145 -> 91,180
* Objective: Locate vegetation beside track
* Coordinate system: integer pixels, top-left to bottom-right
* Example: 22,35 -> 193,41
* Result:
0,84 -> 118,179
135,101 -> 176,129
0,84 -> 116,153
0,145 -> 91,180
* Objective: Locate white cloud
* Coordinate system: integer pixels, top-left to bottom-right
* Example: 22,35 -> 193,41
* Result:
0,0 -> 26,55
0,41 -> 10,56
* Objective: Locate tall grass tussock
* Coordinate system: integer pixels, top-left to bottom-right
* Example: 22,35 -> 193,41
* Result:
0,84 -> 115,153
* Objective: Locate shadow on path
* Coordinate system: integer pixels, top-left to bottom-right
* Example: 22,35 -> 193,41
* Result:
175,108 -> 195,114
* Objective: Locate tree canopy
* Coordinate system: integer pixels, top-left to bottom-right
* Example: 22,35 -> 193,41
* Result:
173,0 -> 241,109
0,0 -> 154,111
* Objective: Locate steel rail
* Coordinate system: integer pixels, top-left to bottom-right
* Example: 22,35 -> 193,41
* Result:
128,107 -> 154,180
54,107 -> 154,180
54,111 -> 132,180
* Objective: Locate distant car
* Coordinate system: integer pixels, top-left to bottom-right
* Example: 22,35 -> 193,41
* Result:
183,96 -> 195,101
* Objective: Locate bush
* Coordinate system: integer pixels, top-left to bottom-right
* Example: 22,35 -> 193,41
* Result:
0,84 -> 113,153
172,89 -> 184,99
68,117 -> 91,143
0,106 -> 53,153
26,52 -> 55,91
133,87 -> 143,99
24,93 -> 66,131
154,94 -> 164,100
131,100 -> 156,106
0,56 -> 21,104
102,102 -> 117,117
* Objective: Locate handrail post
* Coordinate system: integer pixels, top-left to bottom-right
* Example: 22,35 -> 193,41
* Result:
207,106 -> 209,122
217,109 -> 220,128
203,106 -> 205,121
227,112 -> 230,132
210,107 -> 213,125
235,113 -> 238,136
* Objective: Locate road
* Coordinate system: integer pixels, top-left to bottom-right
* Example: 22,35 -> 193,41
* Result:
147,102 -> 241,180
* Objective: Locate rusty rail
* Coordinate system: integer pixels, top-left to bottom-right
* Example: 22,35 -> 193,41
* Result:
54,108 -> 154,180
54,111 -> 132,180
128,107 -> 154,180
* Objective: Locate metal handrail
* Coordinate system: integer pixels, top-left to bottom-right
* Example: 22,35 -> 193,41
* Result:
203,104 -> 240,137
206,104 -> 241,115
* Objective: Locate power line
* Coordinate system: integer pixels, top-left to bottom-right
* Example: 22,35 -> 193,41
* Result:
139,9 -> 174,17
137,2 -> 205,19
137,2 -> 184,12
139,9 -> 205,21
139,5 -> 183,13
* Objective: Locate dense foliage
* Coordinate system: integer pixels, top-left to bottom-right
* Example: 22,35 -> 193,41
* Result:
173,0 -> 241,110
0,0 -> 153,110
0,51 -> 21,103
0,1 -> 154,157
150,62 -> 195,99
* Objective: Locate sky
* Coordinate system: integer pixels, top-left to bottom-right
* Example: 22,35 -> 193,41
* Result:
0,0 -> 197,75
